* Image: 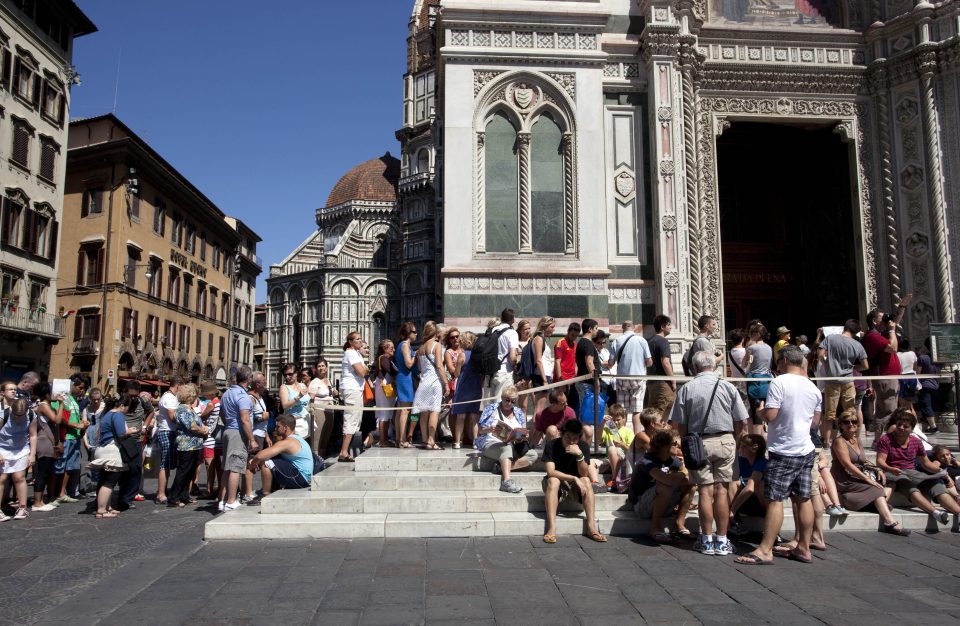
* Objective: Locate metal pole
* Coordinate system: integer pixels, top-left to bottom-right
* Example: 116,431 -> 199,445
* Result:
954,367 -> 959,452
593,369 -> 601,455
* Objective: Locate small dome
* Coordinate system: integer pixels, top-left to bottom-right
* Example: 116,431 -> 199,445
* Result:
325,153 -> 400,207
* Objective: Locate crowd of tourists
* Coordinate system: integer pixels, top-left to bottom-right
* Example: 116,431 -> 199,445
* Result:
0,366 -> 317,520
1,299 -> 958,561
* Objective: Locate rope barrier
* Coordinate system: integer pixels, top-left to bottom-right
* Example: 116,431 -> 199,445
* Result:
301,369 -> 954,416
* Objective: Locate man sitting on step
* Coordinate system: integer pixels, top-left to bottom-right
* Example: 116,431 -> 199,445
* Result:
541,420 -> 608,544
247,414 -> 312,502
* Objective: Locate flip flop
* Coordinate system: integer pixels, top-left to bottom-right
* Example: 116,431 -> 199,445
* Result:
95,511 -> 119,519
772,545 -> 795,557
736,553 -> 773,566
787,551 -> 813,564
584,531 -> 608,543
542,534 -> 557,544
650,532 -> 674,544
810,543 -> 827,551
337,456 -> 355,463
671,528 -> 694,540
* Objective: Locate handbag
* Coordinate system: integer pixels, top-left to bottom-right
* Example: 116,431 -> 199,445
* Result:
382,382 -> 396,398
362,379 -> 375,405
746,372 -> 772,401
680,379 -> 720,471
117,436 -> 140,464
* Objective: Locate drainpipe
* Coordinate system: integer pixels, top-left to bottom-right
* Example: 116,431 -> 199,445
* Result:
96,161 -> 117,386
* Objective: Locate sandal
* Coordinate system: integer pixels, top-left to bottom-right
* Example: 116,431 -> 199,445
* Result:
425,444 -> 444,451
735,553 -> 773,566
671,528 -> 694,540
399,441 -> 412,449
880,521 -> 911,536
155,498 -> 169,505
583,530 -> 608,543
337,455 -> 355,463
95,511 -> 119,519
542,534 -> 557,544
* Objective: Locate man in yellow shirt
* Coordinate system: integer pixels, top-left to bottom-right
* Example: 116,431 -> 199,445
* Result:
773,326 -> 791,363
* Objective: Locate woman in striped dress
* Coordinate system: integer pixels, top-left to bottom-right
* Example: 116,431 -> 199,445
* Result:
413,321 -> 448,450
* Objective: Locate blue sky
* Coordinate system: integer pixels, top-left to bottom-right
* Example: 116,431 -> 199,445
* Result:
71,1 -> 413,298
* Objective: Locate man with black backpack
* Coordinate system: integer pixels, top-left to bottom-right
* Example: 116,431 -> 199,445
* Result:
478,309 -> 520,410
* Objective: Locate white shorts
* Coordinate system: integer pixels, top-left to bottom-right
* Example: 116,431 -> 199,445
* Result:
1,450 -> 29,474
341,388 -> 363,434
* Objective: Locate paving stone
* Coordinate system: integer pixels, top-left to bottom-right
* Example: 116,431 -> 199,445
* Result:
359,605 -> 425,625
425,595 -> 494,620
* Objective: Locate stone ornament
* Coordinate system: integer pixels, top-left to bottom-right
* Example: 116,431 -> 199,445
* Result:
615,171 -> 636,199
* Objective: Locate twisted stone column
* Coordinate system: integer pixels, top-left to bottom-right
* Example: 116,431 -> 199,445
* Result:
518,132 -> 532,253
562,132 -> 576,253
679,38 -> 703,315
918,51 -> 956,321
872,67 -> 902,302
475,131 -> 485,252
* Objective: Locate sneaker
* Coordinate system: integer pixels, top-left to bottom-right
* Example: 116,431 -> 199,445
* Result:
134,494 -> 146,502
825,505 -> 846,516
591,482 -> 606,494
695,536 -> 716,555
223,501 -> 241,512
925,426 -> 940,435
13,507 -> 28,520
245,495 -> 262,507
217,500 -> 225,512
240,494 -> 256,504
57,495 -> 79,504
499,479 -> 523,494
0,511 -> 9,522
32,503 -> 57,512
713,538 -> 735,556
933,510 -> 949,525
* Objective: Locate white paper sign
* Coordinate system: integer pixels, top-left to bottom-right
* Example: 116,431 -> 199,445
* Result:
51,378 -> 71,398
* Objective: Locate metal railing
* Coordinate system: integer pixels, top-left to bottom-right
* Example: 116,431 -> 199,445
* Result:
0,306 -> 64,338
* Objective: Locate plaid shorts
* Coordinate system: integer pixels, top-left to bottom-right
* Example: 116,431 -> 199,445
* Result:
155,430 -> 176,470
616,379 -> 646,413
764,451 -> 816,502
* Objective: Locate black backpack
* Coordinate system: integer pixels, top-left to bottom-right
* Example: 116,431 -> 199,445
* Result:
473,326 -> 509,378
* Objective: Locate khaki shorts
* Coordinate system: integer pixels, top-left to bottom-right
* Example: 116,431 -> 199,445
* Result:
221,429 -> 248,474
823,382 -> 855,422
811,451 -> 821,498
689,433 -> 736,486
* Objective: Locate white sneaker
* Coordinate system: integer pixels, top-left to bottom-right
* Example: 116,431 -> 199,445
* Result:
217,500 -> 225,512
713,538 -> 735,556
32,503 -> 57,512
223,501 -> 241,512
12,507 -> 27,520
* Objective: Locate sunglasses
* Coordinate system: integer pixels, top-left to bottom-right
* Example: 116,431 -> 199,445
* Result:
840,420 -> 858,426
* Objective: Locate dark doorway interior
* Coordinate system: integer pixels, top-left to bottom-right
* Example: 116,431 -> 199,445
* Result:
718,122 -> 858,340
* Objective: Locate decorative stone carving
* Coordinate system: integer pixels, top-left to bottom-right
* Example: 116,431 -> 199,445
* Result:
833,121 -> 854,143
714,116 -> 731,136
906,232 -> 929,257
657,106 -> 672,122
661,214 -> 678,234
896,98 -> 919,123
912,263 -> 930,296
473,70 -> 506,97
659,159 -> 675,176
907,195 -> 923,227
615,171 -> 636,198
664,271 -> 680,288
901,130 -> 919,160
545,72 -> 576,100
899,165 -> 924,190
511,83 -> 536,110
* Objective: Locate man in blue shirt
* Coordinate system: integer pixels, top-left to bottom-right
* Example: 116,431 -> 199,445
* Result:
609,320 -> 653,431
248,413 -> 313,500
218,366 -> 256,512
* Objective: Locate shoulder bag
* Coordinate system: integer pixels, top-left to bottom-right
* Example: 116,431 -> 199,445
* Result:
679,379 -> 720,471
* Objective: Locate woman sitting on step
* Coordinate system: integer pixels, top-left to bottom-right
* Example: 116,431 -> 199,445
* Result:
830,409 -> 909,536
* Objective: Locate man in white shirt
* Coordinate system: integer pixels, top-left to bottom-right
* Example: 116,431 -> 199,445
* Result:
737,346 -> 821,566
484,308 -> 520,409
609,320 -> 653,430
155,376 -> 182,503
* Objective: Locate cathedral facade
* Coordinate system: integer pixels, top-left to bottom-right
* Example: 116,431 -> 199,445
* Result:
268,0 -> 960,381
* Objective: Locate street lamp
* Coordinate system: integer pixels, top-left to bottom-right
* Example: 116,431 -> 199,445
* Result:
124,263 -> 153,284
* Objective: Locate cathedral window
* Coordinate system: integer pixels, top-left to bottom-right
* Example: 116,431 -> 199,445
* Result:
483,111 -> 519,253
413,71 -> 435,125
530,112 -> 564,253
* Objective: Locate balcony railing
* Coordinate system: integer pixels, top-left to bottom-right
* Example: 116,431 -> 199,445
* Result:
398,171 -> 432,194
0,306 -> 64,338
72,338 -> 99,355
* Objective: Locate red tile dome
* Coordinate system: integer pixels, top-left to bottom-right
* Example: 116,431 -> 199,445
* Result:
325,153 -> 400,207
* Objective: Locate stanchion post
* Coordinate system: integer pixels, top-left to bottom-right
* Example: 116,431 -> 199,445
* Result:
593,369 -> 601,456
954,366 -> 960,452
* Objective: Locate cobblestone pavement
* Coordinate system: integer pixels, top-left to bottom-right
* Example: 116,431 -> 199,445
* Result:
2,490 -> 958,626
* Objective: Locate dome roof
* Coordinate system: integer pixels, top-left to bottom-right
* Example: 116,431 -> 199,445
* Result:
325,153 -> 400,207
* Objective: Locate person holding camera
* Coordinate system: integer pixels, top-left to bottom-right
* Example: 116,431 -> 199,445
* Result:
862,295 -> 911,440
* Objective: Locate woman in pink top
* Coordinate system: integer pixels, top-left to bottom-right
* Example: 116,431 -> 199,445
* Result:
875,409 -> 959,529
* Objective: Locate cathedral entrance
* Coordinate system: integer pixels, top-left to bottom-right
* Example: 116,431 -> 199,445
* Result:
717,121 -> 859,340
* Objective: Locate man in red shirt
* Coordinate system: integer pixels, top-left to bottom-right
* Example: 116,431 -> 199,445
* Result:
862,296 -> 910,438
553,322 -> 581,384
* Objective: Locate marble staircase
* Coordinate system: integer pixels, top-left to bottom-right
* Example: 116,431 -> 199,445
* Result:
204,446 -> 950,540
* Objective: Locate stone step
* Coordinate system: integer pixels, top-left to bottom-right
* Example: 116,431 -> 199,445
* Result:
260,489 -> 631,515
353,447 -> 542,473
205,505 -> 947,540
312,469 -> 553,492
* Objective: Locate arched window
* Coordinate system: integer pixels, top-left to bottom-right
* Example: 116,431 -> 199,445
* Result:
531,112 -> 564,253
416,148 -> 430,174
484,111 -> 519,252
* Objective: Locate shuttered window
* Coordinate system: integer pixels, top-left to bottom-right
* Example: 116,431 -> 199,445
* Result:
10,120 -> 31,169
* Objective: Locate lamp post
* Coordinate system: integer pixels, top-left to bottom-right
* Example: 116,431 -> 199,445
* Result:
122,263 -> 153,289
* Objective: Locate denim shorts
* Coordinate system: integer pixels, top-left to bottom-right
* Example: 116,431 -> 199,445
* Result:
54,439 -> 82,473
